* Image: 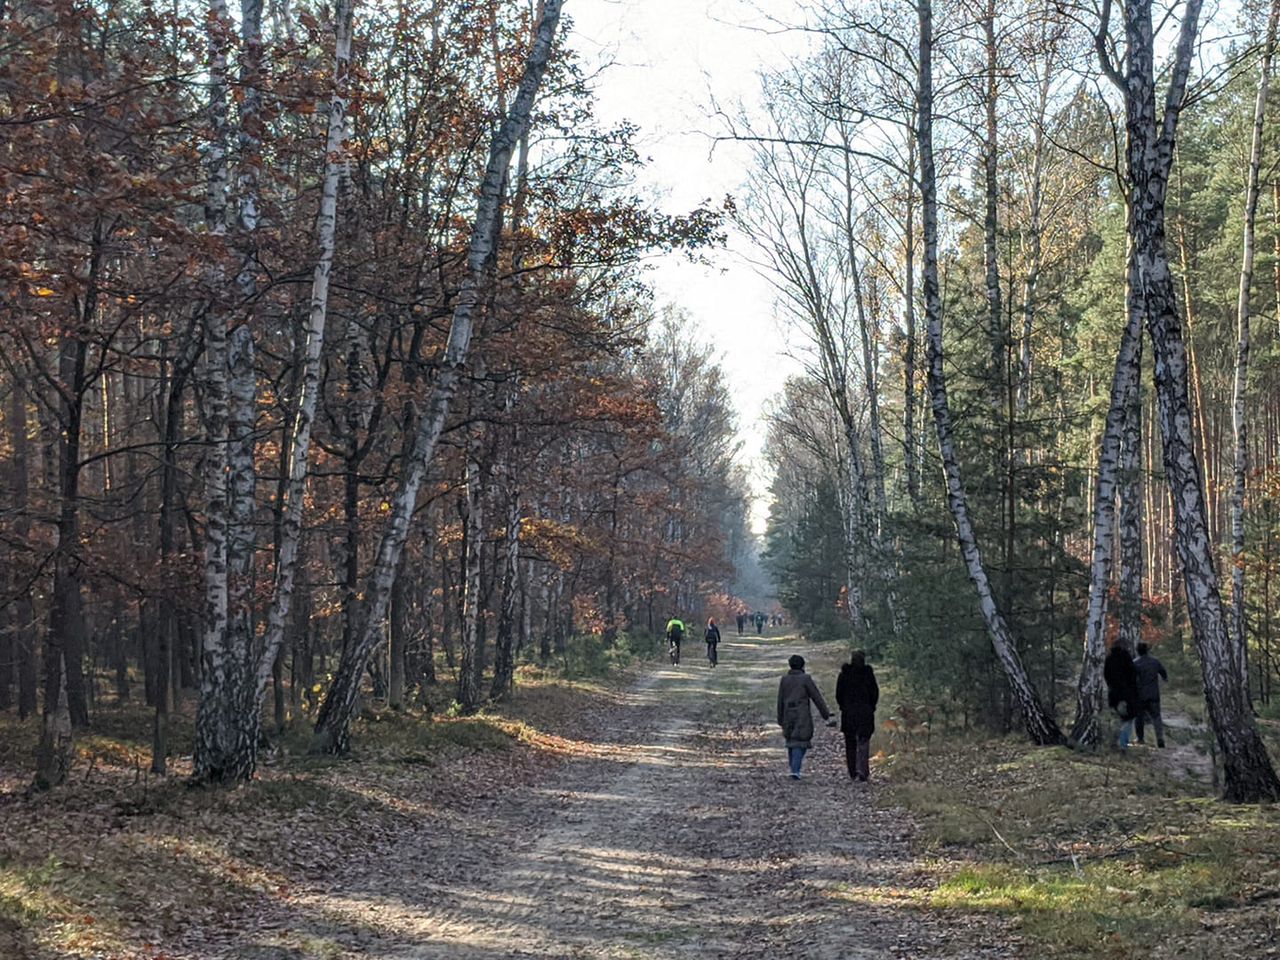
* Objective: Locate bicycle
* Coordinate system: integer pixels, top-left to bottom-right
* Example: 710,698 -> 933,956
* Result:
706,641 -> 718,668
668,636 -> 681,665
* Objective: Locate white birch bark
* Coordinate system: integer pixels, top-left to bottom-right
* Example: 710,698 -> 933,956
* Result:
1016,62 -> 1050,415
1118,0 -> 1280,801
1070,250 -> 1144,743
1117,375 -> 1145,653
903,136 -> 921,503
312,0 -> 564,753
254,0 -> 355,697
982,0 -> 1003,411
236,0 -> 263,298
192,0 -> 235,784
918,0 -> 1063,745
1230,0 -> 1278,702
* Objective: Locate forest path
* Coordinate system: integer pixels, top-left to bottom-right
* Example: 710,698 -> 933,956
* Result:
292,636 -> 1017,959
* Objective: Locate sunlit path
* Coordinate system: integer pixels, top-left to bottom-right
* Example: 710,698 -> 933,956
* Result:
283,637 -> 1018,959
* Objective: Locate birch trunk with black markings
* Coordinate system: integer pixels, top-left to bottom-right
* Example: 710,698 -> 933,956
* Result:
918,0 -> 1062,745
1230,0 -> 1278,701
312,0 -> 565,752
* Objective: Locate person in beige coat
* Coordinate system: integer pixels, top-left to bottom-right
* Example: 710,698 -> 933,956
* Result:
776,654 -> 834,780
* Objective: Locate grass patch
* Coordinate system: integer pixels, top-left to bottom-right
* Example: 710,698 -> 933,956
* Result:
0,856 -> 63,927
881,733 -> 1280,958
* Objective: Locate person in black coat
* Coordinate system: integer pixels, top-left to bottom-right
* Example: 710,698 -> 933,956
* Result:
835,650 -> 879,782
1103,643 -> 1140,749
1133,642 -> 1169,747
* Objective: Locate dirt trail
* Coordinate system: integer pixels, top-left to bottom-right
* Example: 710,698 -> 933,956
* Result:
291,637 -> 1018,959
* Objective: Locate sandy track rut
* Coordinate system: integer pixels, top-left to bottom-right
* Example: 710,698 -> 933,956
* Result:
313,638 -> 1019,959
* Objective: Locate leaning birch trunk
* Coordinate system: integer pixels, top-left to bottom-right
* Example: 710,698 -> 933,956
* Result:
1230,0 -> 1278,701
918,0 -> 1062,745
312,0 -> 564,753
253,0 -> 355,698
1070,251 -> 1144,743
1122,0 -> 1279,801
192,0 -> 235,784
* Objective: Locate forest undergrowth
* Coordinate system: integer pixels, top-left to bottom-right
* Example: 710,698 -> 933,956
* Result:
0,664 -> 636,960
877,692 -> 1280,958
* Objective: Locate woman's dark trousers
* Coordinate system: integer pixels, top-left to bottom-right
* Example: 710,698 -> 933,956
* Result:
844,732 -> 871,780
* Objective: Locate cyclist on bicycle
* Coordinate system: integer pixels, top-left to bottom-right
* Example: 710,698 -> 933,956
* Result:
665,617 -> 685,665
705,617 -> 721,668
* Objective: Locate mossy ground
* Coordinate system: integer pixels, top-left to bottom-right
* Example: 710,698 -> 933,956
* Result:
877,690 -> 1280,959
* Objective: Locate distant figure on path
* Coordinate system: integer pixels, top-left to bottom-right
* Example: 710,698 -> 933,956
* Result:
836,651 -> 879,782
755,612 -> 765,635
736,613 -> 746,636
1103,644 -> 1140,749
776,654 -> 835,780
1133,642 -> 1169,748
665,617 -> 684,666
705,617 -> 721,668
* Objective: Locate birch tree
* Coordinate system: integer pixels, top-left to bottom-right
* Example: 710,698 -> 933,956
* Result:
918,0 -> 1064,745
312,0 -> 565,753
1102,0 -> 1280,800
1230,0 -> 1279,701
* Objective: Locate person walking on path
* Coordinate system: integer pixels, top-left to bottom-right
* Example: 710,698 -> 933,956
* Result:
776,654 -> 835,780
836,650 -> 879,782
1103,643 -> 1140,749
1133,642 -> 1169,747
704,617 -> 721,667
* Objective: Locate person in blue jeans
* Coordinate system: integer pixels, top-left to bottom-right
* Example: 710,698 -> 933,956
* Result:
1104,644 -> 1140,749
776,654 -> 835,779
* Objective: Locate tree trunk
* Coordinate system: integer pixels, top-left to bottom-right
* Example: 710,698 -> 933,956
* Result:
1121,0 -> 1279,801
192,0 -> 235,785
1071,260 -> 1144,743
904,137 -> 920,504
33,651 -> 72,790
389,558 -> 409,710
253,0 -> 350,690
6,384 -> 37,719
193,324 -> 260,784
982,0 -> 1004,412
1230,0 -> 1278,701
458,454 -> 484,712
918,0 -> 1062,745
1017,63 -> 1050,415
312,0 -> 564,753
490,458 -> 522,702
1118,374 -> 1145,652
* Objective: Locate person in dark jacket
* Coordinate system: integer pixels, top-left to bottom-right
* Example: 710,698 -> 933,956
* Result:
1133,642 -> 1168,747
705,617 -> 721,667
1103,643 -> 1140,749
836,651 -> 879,782
776,654 -> 835,779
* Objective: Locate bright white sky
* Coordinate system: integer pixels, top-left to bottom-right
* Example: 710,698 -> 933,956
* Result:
568,0 -> 810,533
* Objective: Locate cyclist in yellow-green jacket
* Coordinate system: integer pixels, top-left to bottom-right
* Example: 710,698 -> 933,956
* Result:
665,617 -> 685,665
